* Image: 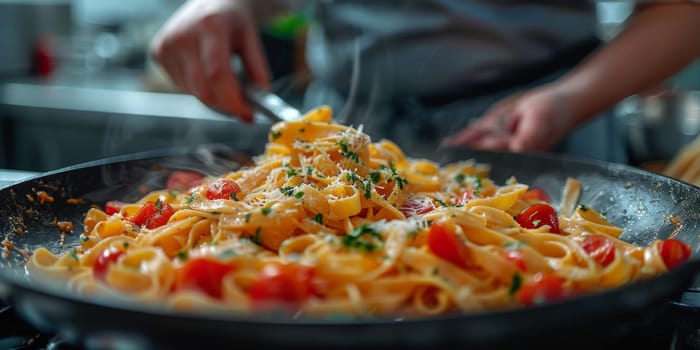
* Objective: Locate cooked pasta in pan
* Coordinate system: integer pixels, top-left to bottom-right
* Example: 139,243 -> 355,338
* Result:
27,106 -> 691,317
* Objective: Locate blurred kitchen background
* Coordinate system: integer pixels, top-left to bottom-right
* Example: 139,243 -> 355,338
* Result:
0,0 -> 699,175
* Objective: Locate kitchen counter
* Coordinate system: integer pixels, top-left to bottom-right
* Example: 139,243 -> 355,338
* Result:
0,69 -> 273,171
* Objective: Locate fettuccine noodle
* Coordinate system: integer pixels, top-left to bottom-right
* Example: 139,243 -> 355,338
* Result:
27,106 -> 688,317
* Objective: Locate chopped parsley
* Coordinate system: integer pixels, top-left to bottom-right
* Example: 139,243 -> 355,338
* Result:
454,173 -> 466,183
306,167 -> 313,175
176,251 -> 188,261
337,140 -> 360,163
435,199 -> 448,207
155,198 -> 163,210
231,192 -> 239,201
280,186 -> 296,196
313,213 -> 323,224
532,219 -> 542,227
286,168 -> 298,177
369,172 -> 381,184
342,225 -> 382,252
251,228 -> 263,245
345,172 -> 361,183
578,204 -> 589,212
503,241 -> 527,250
261,207 -> 272,216
509,273 -> 523,295
185,193 -> 200,204
362,179 -> 372,199
69,248 -> 79,262
271,131 -> 282,140
388,162 -> 408,190
123,241 -> 130,249
294,191 -> 305,199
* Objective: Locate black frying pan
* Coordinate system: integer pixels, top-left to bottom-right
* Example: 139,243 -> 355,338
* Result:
1,145 -> 699,350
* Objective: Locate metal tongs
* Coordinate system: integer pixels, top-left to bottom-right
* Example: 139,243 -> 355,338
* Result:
243,84 -> 302,122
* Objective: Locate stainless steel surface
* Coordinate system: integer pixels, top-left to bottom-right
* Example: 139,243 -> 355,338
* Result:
618,90 -> 700,164
244,84 -> 302,122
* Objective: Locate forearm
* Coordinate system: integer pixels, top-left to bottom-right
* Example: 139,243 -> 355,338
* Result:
552,2 -> 700,126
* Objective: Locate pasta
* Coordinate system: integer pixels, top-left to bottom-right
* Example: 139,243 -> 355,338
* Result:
27,106 -> 691,318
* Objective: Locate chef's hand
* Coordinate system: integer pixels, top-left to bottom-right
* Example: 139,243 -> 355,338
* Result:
150,0 -> 272,122
443,86 -> 578,152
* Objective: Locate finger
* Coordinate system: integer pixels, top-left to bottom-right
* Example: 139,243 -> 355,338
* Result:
150,37 -> 188,91
178,49 -> 213,104
237,18 -> 272,89
200,33 -> 253,122
508,113 -> 549,152
474,133 -> 511,151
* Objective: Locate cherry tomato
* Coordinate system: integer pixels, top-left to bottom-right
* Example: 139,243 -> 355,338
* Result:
455,189 -> 475,206
166,170 -> 204,191
523,188 -> 550,203
144,202 -> 175,229
93,246 -> 125,282
515,204 -> 561,233
174,257 -> 235,299
502,249 -> 527,272
400,196 -> 435,218
516,273 -> 567,306
248,262 -> 318,311
205,179 -> 241,200
104,201 -> 126,215
128,201 -> 157,226
128,200 -> 175,229
581,235 -> 615,267
427,222 -> 470,269
658,239 -> 692,270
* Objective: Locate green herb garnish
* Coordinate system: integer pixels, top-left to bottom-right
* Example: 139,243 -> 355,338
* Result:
261,207 -> 272,216
342,225 -> 382,252
313,213 -> 323,224
251,228 -> 263,245
509,273 -> 523,295
271,131 -> 282,140
503,241 -> 526,250
280,186 -> 295,196
70,248 -> 79,262
176,251 -> 188,261
294,191 -> 305,199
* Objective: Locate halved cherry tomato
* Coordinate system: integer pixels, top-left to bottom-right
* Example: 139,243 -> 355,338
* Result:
658,239 -> 692,270
515,204 -> 561,233
128,201 -> 158,226
104,201 -> 126,215
502,249 -> 527,272
128,200 -> 175,229
174,257 -> 235,299
427,222 -> 470,269
523,188 -> 550,203
93,246 -> 125,281
248,262 -> 318,311
455,189 -> 475,206
516,273 -> 567,306
400,196 -> 435,218
581,235 -> 615,267
166,170 -> 204,191
205,179 -> 241,200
